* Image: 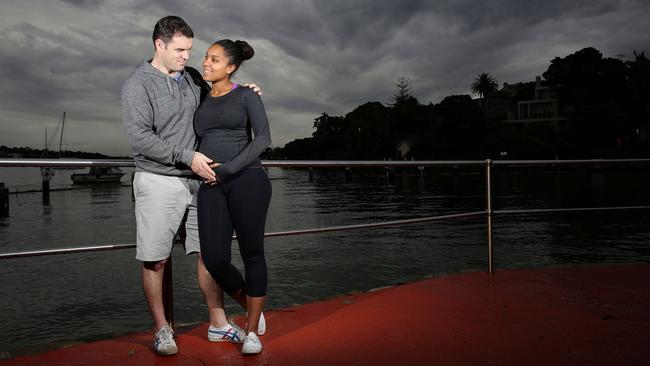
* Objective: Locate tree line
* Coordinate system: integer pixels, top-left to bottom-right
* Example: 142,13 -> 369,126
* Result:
265,47 -> 650,160
0,145 -> 121,159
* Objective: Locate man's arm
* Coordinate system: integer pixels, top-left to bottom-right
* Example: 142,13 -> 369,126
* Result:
122,79 -> 215,180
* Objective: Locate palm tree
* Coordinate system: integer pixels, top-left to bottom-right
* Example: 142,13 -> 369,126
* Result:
471,73 -> 499,98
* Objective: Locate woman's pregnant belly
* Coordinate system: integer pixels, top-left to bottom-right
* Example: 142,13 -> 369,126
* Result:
198,132 -> 249,163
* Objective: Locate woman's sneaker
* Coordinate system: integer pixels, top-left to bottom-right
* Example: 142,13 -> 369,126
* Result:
245,312 -> 267,336
258,312 -> 266,336
153,325 -> 178,356
242,332 -> 262,355
208,321 -> 245,343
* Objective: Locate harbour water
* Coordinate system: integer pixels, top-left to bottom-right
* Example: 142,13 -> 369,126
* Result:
1,165 -> 649,354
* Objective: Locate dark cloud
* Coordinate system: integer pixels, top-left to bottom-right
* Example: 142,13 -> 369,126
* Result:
59,0 -> 107,9
1,0 -> 650,155
0,21 -> 135,119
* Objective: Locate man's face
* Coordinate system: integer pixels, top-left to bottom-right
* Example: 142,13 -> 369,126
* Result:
156,34 -> 193,73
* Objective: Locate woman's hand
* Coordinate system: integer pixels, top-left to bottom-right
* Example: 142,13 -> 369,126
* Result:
204,162 -> 221,184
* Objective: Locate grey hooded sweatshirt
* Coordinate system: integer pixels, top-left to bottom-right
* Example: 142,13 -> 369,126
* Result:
122,60 -> 208,176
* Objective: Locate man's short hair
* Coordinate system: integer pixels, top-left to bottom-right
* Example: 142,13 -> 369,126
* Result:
152,16 -> 194,45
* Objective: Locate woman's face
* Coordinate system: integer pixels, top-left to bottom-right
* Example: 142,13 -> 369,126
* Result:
201,44 -> 235,82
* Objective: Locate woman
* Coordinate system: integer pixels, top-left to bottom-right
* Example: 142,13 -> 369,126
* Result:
195,39 -> 272,355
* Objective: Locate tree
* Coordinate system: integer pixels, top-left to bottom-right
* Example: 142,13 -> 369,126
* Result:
310,112 -> 350,158
542,47 -> 630,155
625,50 -> 650,152
312,112 -> 346,140
429,95 -> 485,158
471,73 -> 499,98
391,77 -> 418,106
345,102 -> 392,158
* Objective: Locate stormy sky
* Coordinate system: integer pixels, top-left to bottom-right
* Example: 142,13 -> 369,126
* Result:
0,0 -> 649,156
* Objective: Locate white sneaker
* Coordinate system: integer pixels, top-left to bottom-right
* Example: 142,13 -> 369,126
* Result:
208,321 -> 245,343
153,325 -> 178,356
242,332 -> 262,355
245,312 -> 266,336
258,312 -> 266,336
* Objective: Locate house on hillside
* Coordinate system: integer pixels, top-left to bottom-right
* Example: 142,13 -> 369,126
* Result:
502,76 -> 568,131
474,82 -> 522,123
475,96 -> 510,123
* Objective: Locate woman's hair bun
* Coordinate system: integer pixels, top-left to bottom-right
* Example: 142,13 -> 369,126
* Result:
235,40 -> 255,61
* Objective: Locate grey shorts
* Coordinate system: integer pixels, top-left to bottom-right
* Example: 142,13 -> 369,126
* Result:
133,171 -> 200,261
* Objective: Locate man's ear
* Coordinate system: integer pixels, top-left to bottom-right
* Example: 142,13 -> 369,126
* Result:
154,39 -> 166,51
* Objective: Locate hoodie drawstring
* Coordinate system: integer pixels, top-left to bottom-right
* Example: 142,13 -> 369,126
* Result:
166,77 -> 175,99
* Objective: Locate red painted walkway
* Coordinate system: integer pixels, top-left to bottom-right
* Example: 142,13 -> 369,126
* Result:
2,264 -> 649,365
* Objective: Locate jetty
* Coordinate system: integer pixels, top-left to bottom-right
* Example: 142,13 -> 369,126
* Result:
2,264 -> 648,365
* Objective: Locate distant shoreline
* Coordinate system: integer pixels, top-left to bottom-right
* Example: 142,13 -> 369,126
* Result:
0,145 -> 131,160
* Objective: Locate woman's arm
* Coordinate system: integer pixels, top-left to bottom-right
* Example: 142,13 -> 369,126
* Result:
214,90 -> 271,180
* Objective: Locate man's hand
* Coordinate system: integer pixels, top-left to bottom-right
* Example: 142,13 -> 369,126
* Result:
204,163 -> 221,184
243,83 -> 262,96
191,152 -> 216,182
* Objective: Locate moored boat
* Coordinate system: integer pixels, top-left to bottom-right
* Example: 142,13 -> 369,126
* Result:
70,167 -> 125,184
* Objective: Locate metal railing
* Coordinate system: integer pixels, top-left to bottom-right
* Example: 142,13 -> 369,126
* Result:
3,157 -> 650,266
3,157 -> 650,323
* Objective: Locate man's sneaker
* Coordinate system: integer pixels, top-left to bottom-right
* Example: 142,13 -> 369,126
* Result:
153,325 -> 178,356
258,312 -> 266,336
208,321 -> 245,343
241,332 -> 262,355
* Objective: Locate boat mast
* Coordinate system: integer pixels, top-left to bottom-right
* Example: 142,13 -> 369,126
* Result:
58,112 -> 65,158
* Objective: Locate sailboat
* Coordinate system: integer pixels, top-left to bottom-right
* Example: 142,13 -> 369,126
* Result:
39,112 -> 66,182
43,112 -> 124,184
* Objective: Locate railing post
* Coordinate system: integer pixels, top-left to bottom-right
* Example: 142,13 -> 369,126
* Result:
0,183 -> 8,218
40,168 -> 53,205
486,159 -> 494,274
384,165 -> 394,183
163,256 -> 174,327
417,166 -> 425,191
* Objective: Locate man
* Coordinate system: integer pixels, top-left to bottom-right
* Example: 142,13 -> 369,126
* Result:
122,16 -> 264,356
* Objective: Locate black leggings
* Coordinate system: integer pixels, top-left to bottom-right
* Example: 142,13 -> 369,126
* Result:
197,168 -> 272,297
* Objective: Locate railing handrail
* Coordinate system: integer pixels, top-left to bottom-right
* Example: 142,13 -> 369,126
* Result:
0,159 -> 135,168
4,157 -> 650,169
0,211 -> 486,260
492,158 -> 650,165
5,202 -> 650,260
0,158 -> 485,168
